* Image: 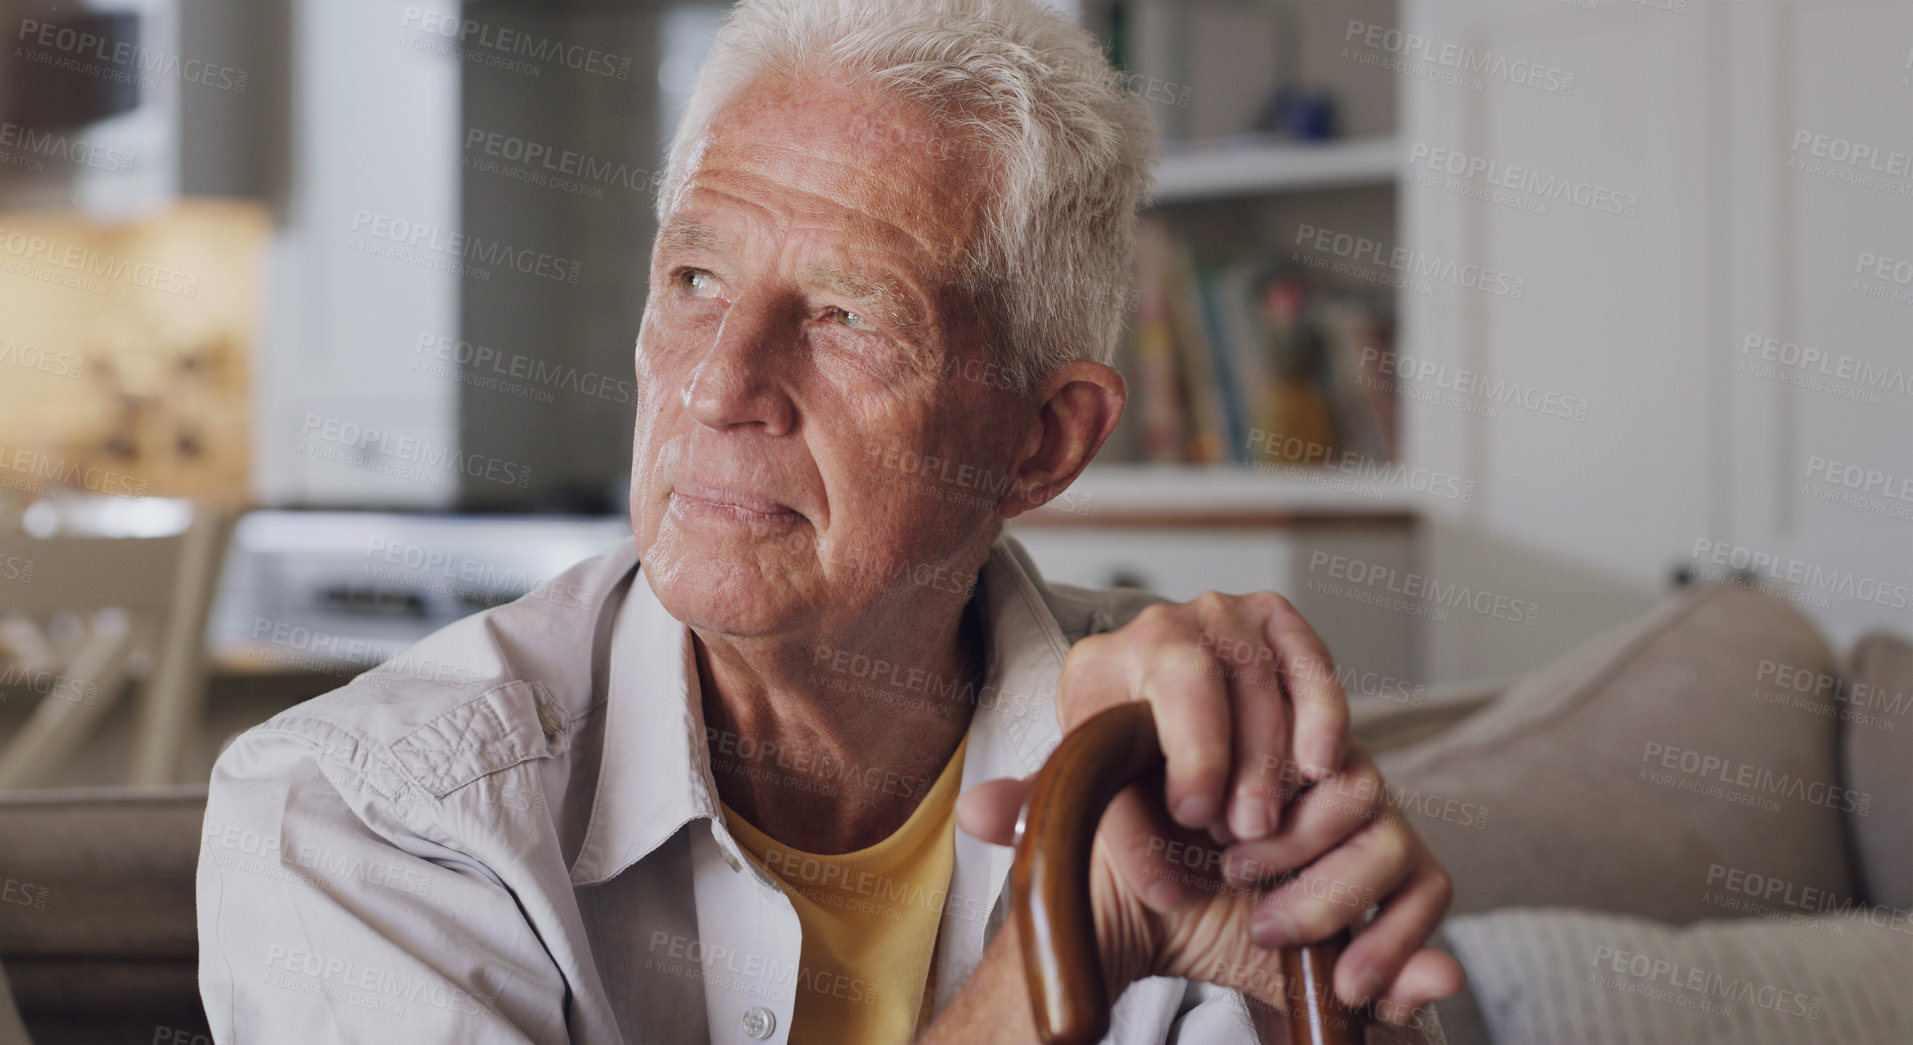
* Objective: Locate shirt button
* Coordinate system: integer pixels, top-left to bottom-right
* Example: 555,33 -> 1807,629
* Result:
742,1006 -> 776,1039
537,704 -> 563,737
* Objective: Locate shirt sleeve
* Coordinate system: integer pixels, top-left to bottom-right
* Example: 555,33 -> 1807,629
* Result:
197,723 -> 572,1044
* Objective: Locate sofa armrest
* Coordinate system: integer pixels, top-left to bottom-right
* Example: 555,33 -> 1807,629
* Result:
1353,681 -> 1506,755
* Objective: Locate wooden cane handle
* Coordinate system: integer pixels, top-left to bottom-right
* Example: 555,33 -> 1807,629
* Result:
1011,701 -> 1362,1045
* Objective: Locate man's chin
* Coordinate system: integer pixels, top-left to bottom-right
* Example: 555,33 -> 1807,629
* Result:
639,541 -> 803,639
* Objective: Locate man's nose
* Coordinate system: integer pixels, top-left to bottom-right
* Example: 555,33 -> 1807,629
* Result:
682,294 -> 796,435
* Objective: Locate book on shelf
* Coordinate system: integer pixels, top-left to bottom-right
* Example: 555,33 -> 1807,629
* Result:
1118,214 -> 1398,469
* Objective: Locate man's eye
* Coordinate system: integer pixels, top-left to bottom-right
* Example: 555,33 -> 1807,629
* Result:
680,269 -> 720,299
825,306 -> 867,330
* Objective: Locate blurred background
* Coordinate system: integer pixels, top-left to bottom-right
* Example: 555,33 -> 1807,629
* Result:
0,0 -> 1907,1038
0,0 -> 1907,785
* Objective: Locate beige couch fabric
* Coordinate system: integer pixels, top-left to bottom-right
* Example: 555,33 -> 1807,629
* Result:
1442,906 -> 1913,1045
1842,632 -> 1913,912
1378,584 -> 1857,925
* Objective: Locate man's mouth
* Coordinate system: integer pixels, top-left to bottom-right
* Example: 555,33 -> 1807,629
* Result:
669,482 -> 802,524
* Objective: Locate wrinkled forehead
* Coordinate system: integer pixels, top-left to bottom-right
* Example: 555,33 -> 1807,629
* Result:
666,73 -> 998,286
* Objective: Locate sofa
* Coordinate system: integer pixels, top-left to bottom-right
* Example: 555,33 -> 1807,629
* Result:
0,582 -> 1907,1043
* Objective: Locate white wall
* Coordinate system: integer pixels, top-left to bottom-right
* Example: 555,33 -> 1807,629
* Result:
1401,0 -> 1913,672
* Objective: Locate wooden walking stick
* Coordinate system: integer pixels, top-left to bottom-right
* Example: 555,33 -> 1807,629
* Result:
1011,702 -> 1363,1045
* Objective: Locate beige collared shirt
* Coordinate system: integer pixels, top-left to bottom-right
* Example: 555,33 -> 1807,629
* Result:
197,535 -> 1260,1043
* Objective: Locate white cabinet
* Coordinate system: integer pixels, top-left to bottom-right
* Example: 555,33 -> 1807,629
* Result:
1010,469 -> 1420,701
1402,0 -> 1913,653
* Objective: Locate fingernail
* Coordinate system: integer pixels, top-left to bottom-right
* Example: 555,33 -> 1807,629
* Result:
1230,795 -> 1271,841
1175,795 -> 1215,826
1144,880 -> 1182,912
1251,909 -> 1298,948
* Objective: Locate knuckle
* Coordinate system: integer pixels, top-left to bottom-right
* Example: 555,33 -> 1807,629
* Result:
1288,892 -> 1344,941
1194,590 -> 1231,614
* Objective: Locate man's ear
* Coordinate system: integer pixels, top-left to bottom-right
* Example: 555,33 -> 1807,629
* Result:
996,360 -> 1125,519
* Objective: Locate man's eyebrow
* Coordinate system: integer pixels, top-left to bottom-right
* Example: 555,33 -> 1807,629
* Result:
655,220 -> 725,257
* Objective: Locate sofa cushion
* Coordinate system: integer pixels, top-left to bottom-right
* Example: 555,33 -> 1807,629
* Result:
1378,583 -> 1857,924
1440,906 -> 1913,1045
1843,631 -> 1913,911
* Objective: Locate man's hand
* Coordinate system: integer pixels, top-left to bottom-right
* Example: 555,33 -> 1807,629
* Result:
960,746 -> 1463,1022
960,590 -> 1463,1020
1057,592 -> 1349,841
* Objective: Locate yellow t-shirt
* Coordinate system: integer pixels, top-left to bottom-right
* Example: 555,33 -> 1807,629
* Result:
721,734 -> 969,1045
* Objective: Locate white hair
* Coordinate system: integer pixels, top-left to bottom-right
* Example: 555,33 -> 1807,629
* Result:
656,0 -> 1158,390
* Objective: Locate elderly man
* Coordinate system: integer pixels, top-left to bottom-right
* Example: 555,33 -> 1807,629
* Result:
198,0 -> 1461,1041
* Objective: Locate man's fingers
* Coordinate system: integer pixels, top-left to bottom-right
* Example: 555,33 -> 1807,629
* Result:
1372,948 -> 1468,1024
955,776 -> 1031,847
1099,783 -> 1190,914
1262,595 -> 1349,778
1137,635 -> 1234,830
1220,748 -> 1386,885
1196,601 -> 1290,843
1333,858 -> 1456,1009
1247,816 -> 1410,950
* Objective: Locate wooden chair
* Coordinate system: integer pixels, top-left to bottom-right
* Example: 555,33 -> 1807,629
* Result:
1014,702 -> 1441,1045
0,498 -> 229,790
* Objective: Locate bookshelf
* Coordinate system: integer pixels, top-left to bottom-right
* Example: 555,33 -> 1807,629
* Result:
1153,135 -> 1399,204
1036,0 -> 1419,685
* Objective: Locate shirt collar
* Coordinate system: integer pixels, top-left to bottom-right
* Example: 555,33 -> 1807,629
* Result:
568,535 -> 1068,888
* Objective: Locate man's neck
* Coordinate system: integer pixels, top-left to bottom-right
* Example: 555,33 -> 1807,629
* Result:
697,598 -> 984,854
